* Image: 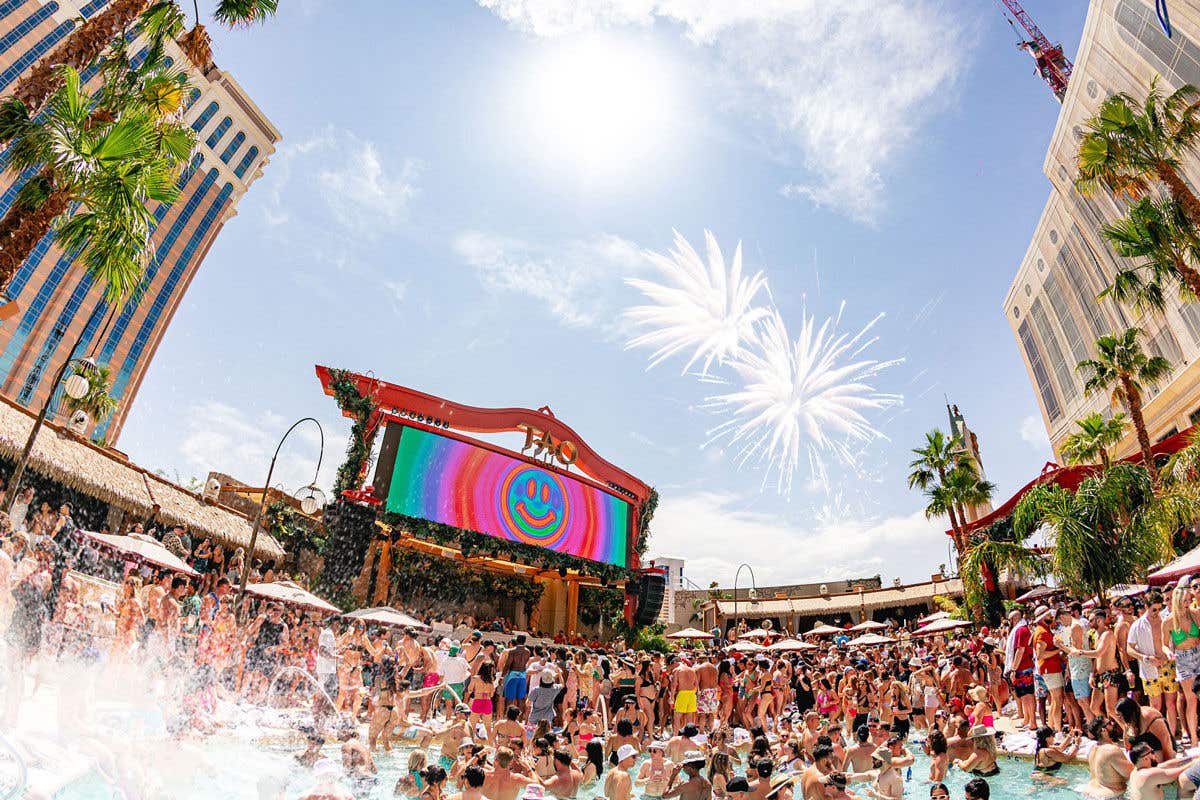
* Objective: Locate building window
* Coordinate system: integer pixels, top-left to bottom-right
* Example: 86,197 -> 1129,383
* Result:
1037,258 -> 1045,272
1024,284 -> 1032,297
191,102 -> 218,133
1045,271 -> 1089,365
1018,320 -> 1062,421
1157,427 -> 1180,443
0,19 -> 76,91
1116,0 -> 1200,88
205,116 -> 232,149
1087,79 -> 1099,99
234,145 -> 259,179
1012,305 -> 1020,319
1189,406 -> 1200,427
219,131 -> 245,164
1030,297 -> 1079,402
1049,229 -> 1059,244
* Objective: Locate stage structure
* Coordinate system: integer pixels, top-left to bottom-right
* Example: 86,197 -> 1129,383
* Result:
315,366 -> 663,634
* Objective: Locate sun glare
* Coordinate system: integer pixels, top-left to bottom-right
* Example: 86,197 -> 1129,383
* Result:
519,36 -> 674,177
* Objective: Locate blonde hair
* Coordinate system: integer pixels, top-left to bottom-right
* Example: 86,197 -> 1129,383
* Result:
407,749 -> 428,772
1172,586 -> 1193,633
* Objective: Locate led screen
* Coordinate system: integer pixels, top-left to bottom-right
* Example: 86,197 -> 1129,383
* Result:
384,426 -> 630,567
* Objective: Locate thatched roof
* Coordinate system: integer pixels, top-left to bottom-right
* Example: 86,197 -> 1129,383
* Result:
0,396 -> 284,559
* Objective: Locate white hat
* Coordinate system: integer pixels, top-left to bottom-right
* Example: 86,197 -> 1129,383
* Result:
460,737 -> 475,749
682,750 -> 707,766
649,740 -> 668,751
617,744 -> 638,762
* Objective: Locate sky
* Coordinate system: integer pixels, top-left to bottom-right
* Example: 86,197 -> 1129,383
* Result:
116,0 -> 1092,589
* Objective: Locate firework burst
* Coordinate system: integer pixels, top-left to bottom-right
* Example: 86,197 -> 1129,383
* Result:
705,303 -> 902,496
625,229 -> 769,375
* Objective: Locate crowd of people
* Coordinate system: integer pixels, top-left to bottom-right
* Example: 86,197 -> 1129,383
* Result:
11,502 -> 1200,800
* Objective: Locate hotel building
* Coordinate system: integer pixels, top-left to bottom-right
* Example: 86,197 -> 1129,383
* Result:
0,0 -> 279,442
1007,0 -> 1200,459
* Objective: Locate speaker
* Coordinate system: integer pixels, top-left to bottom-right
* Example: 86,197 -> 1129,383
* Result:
633,571 -> 667,627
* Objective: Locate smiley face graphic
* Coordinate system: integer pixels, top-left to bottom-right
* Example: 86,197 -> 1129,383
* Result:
499,465 -> 570,547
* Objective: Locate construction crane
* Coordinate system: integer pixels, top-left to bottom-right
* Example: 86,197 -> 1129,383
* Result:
998,0 -> 1073,102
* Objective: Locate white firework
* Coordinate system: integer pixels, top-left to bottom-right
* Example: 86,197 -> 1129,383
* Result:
706,303 -> 902,496
625,229 -> 769,375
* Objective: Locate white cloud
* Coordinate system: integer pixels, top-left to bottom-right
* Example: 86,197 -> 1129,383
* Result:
647,491 -> 949,586
175,401 -> 348,496
1019,414 -> 1051,451
478,0 -> 965,222
453,230 -> 646,331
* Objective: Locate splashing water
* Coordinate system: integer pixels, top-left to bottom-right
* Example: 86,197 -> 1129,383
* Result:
625,229 -> 769,375
704,303 -> 902,496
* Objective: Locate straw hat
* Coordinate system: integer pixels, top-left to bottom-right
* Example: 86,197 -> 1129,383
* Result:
967,686 -> 989,703
872,747 -> 893,767
968,725 -> 993,739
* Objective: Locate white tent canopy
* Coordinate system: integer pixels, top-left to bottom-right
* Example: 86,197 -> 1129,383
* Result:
806,624 -> 844,636
849,620 -> 887,631
767,638 -> 818,652
343,606 -> 429,629
915,618 -> 973,635
918,610 -> 951,624
846,633 -> 895,647
738,628 -> 772,639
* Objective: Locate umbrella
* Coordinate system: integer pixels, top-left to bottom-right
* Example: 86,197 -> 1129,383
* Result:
849,620 -> 887,631
726,640 -> 765,653
914,618 -> 973,635
918,610 -> 951,624
248,580 -> 340,614
343,606 -> 429,629
1109,584 -> 1148,598
766,638 -> 818,652
845,633 -> 895,647
1150,545 -> 1200,585
738,628 -> 772,639
1015,584 -> 1059,603
666,627 -> 714,640
806,624 -> 844,636
81,530 -> 197,576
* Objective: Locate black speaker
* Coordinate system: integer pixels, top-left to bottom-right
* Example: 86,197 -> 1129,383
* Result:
634,571 -> 667,627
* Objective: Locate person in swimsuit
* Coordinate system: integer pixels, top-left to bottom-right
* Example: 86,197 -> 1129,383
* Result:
468,662 -> 497,742
637,740 -> 676,800
1118,695 -> 1176,760
1032,726 -> 1080,783
952,725 -> 999,777
1167,583 -> 1200,746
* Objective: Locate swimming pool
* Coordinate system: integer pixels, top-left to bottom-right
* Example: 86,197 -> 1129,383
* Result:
48,736 -> 1093,800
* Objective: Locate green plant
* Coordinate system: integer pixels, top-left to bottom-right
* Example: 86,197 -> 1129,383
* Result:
1101,197 -> 1200,312
63,363 -> 118,426
326,368 -> 379,496
1061,412 -> 1130,469
908,429 -> 993,571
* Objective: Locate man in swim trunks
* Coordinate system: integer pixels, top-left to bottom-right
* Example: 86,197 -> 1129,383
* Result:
1070,609 -> 1121,723
1128,743 -> 1197,800
1087,716 -> 1133,798
672,657 -> 699,730
498,634 -> 532,719
696,655 -> 719,732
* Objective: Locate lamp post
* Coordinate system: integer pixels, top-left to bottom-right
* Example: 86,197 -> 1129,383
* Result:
6,312 -> 105,515
235,417 -> 326,621
732,562 -> 757,638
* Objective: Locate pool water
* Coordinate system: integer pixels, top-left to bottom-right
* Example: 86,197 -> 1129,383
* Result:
50,736 -> 1094,800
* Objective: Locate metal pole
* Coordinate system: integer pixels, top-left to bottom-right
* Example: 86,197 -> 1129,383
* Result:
235,416 -> 324,622
733,563 -> 756,638
6,302 -> 105,514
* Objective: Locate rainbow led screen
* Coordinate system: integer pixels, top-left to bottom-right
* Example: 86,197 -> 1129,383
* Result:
384,426 -> 631,567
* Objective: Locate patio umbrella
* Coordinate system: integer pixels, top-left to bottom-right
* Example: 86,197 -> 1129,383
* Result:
666,627 -> 714,640
247,580 -> 340,614
343,606 -> 429,629
81,530 -> 198,576
739,628 -> 772,639
918,610 -> 951,624
846,633 -> 895,647
914,618 -> 973,635
849,620 -> 887,631
767,638 -> 818,652
1015,584 -> 1059,603
806,624 -> 844,636
726,640 -> 765,653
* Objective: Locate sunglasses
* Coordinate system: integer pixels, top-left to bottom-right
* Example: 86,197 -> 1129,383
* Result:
932,794 -> 950,800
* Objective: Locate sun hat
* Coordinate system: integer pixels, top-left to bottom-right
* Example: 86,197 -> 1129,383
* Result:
649,740 -> 667,752
1034,605 -> 1052,622
460,737 -> 475,749
681,750 -> 707,766
617,744 -> 638,763
908,657 -> 923,667
455,703 -> 470,715
968,725 -> 993,739
967,686 -> 989,703
872,747 -> 893,766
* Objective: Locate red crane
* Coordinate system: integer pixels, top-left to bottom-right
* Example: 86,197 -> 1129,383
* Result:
998,0 -> 1073,101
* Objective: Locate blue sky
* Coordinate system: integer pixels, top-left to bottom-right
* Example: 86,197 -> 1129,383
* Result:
117,0 -> 1090,587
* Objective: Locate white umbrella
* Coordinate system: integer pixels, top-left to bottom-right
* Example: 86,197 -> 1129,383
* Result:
738,628 -> 772,639
849,620 -> 887,631
726,640 -> 765,653
914,618 -> 973,635
918,610 -> 951,624
767,638 -> 818,652
846,633 -> 895,647
1016,584 -> 1059,602
248,580 -> 340,614
344,606 -> 429,629
81,530 -> 197,576
806,624 -> 844,636
666,627 -> 714,640
1109,584 -> 1147,598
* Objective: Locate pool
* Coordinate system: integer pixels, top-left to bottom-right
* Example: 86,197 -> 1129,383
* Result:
47,733 -> 1094,800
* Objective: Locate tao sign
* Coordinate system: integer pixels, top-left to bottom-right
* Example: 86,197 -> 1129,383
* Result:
517,423 -> 577,467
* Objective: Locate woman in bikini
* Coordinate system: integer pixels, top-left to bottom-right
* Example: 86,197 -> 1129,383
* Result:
635,660 -> 658,735
110,574 -> 144,664
1032,726 -> 1080,784
717,660 -> 736,729
467,661 -> 497,742
1166,583 -> 1200,746
953,726 -> 1000,777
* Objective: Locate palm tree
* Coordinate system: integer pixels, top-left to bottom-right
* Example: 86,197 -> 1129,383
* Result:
1101,197 -> 1200,312
908,429 -> 977,559
1077,78 -> 1200,228
1077,328 -> 1172,473
7,0 -> 279,122
1013,461 -> 1173,604
63,362 -> 118,427
0,65 -> 193,301
1060,411 -> 1130,469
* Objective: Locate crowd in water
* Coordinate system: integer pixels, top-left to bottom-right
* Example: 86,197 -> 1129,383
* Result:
14,522 -> 1200,800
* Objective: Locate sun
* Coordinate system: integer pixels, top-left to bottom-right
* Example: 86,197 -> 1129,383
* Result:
518,35 -> 675,177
